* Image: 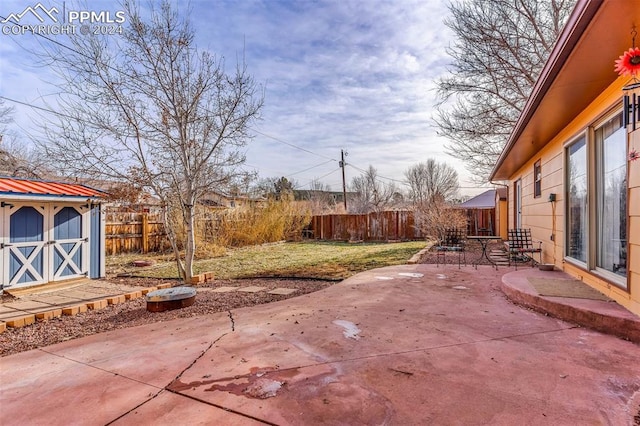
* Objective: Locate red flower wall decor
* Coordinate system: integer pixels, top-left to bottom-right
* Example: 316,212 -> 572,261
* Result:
615,47 -> 640,76
630,149 -> 639,162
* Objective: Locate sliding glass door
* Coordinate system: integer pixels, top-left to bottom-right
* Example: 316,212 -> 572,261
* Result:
595,113 -> 627,278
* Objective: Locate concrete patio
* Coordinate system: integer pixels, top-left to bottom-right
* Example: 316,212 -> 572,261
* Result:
1,264 -> 639,425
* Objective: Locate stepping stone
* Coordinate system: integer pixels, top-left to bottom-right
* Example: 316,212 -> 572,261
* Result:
4,300 -> 53,313
237,286 -> 266,293
0,305 -> 21,315
31,295 -> 83,305
267,288 -> 297,295
211,287 -> 239,293
0,309 -> 23,321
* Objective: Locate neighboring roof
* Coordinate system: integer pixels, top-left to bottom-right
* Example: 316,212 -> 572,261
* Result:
457,190 -> 496,210
0,176 -> 105,199
491,0 -> 639,180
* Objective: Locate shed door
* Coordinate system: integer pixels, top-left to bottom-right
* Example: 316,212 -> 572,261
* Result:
3,204 -> 48,287
50,205 -> 88,281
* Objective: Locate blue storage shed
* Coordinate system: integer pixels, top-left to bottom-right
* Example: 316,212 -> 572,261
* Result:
0,177 -> 106,291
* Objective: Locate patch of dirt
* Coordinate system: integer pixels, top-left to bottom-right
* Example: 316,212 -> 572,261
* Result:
0,277 -> 334,357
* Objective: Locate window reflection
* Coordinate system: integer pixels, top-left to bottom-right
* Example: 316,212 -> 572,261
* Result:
566,137 -> 587,263
596,114 -> 626,277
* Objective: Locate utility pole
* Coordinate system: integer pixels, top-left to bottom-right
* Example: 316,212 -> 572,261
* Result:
340,149 -> 348,211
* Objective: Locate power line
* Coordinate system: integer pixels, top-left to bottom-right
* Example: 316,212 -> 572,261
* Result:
250,128 -> 336,161
307,167 -> 340,183
2,15 -> 341,170
286,159 -> 335,177
0,95 -> 78,122
346,163 -> 407,184
3,25 -> 492,192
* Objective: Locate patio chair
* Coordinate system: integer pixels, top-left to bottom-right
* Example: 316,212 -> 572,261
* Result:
506,228 -> 542,269
435,228 -> 467,268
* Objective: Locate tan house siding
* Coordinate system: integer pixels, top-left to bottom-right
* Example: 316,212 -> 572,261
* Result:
510,141 -> 566,265
490,1 -> 640,316
506,78 -> 639,315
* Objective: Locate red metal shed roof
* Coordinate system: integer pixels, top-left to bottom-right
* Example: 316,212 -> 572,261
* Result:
0,177 -> 104,198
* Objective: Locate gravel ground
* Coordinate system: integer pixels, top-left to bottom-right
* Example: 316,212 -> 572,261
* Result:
0,277 -> 334,357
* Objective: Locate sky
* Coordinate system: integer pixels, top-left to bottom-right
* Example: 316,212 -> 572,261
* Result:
0,0 -> 489,196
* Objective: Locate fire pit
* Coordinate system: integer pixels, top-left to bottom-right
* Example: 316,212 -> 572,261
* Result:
146,287 -> 197,312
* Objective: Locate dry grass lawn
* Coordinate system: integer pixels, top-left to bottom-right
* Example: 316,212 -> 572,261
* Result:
109,240 -> 429,280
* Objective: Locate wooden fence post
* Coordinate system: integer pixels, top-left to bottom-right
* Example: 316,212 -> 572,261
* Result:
142,213 -> 149,253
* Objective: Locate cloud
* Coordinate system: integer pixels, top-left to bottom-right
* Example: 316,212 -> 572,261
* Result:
0,0 -> 484,194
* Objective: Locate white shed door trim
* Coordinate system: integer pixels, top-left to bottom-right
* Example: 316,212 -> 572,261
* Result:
2,203 -> 90,289
3,203 -> 48,287
49,204 -> 90,281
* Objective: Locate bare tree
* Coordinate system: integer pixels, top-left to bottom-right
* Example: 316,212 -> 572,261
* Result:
435,0 -> 575,181
405,159 -> 459,207
37,1 -> 263,282
414,195 -> 467,242
303,179 -> 336,215
348,165 -> 399,213
0,100 -> 45,178
0,98 -> 13,140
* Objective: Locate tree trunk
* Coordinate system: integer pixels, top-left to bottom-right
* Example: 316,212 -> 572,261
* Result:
163,205 -> 186,282
184,202 -> 196,283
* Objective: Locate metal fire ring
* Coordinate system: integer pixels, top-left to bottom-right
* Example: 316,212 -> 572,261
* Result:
146,286 -> 197,312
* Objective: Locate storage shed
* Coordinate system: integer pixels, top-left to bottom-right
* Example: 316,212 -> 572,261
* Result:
456,190 -> 498,237
0,177 -> 106,291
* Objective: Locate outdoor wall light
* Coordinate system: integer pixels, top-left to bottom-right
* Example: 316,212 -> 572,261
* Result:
623,82 -> 640,130
617,28 -> 640,130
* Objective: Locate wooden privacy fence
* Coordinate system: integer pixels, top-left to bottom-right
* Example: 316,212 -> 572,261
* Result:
105,211 -> 167,255
309,211 -> 424,241
105,210 -> 423,255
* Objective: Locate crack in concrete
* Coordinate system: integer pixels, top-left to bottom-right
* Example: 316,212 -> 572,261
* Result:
103,332 -> 228,425
103,312 -> 240,423
171,333 -> 228,385
161,327 -> 278,425
164,391 -> 278,425
228,310 -> 235,331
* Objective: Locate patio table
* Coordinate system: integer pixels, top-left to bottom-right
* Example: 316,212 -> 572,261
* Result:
467,235 -> 502,269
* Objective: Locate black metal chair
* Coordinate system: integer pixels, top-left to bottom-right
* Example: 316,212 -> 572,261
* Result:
506,229 -> 542,269
435,228 -> 467,268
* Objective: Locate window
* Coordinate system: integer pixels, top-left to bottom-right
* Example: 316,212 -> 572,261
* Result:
564,111 -> 627,288
534,160 -> 542,198
595,113 -> 626,278
566,137 -> 587,263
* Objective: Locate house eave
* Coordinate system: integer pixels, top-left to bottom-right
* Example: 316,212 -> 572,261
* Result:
490,0 -> 637,181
